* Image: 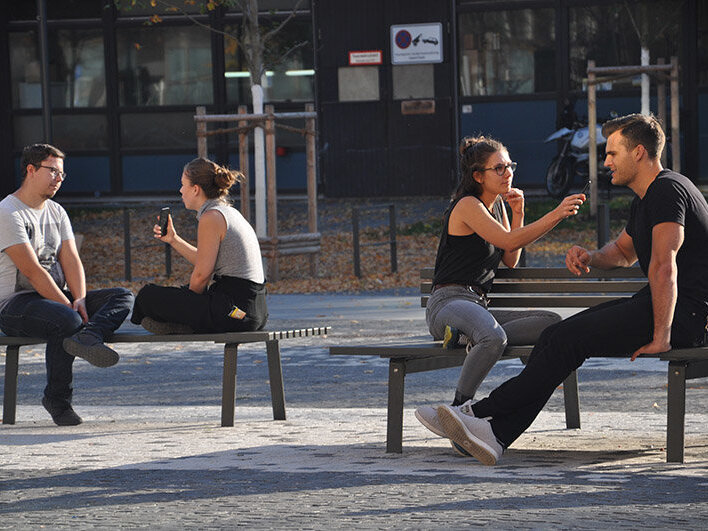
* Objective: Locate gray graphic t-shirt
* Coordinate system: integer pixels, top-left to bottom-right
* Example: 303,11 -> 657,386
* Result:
0,194 -> 74,311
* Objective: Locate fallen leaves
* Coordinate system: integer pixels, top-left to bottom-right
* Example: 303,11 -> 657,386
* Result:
70,199 -> 612,295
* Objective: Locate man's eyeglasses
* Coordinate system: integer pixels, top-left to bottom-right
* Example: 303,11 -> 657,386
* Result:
37,165 -> 67,180
480,162 -> 517,176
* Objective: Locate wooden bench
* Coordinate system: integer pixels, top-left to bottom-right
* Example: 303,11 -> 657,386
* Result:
330,267 -> 708,463
2,326 -> 329,427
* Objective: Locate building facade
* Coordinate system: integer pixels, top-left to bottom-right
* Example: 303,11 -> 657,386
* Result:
2,1 -> 706,198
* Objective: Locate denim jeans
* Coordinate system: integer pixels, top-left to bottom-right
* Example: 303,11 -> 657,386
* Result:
426,285 -> 561,399
0,288 -> 134,409
471,289 -> 708,448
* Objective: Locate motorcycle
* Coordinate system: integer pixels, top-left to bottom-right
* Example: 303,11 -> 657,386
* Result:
544,122 -> 611,198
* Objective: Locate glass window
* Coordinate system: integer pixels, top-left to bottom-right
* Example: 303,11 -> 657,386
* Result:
12,116 -> 44,150
458,9 -> 556,96
54,114 -> 109,151
699,1 -> 708,87
12,114 -> 108,152
569,1 -> 681,91
9,29 -> 106,109
117,26 -> 213,106
224,19 -> 314,104
121,112 -> 197,149
47,0 -> 105,19
7,2 -> 36,20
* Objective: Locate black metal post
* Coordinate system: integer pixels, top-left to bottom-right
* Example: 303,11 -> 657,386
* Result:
36,0 -> 52,142
123,208 -> 131,281
165,244 -> 171,277
352,208 -> 361,277
388,204 -> 397,273
597,203 -> 610,249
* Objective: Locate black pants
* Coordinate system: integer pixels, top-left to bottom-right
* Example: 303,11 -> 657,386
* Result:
131,276 -> 268,333
471,289 -> 708,447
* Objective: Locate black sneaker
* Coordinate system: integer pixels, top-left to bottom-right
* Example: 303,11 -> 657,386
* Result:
141,317 -> 194,335
62,329 -> 119,368
42,396 -> 83,426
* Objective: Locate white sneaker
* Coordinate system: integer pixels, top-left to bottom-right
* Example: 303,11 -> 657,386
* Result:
415,399 -> 476,439
437,404 -> 503,465
415,405 -> 445,437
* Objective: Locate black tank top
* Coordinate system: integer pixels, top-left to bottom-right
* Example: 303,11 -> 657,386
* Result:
432,195 -> 505,294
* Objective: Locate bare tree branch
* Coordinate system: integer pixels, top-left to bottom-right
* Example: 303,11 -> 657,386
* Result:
262,0 -> 305,44
623,1 -> 643,45
149,0 -> 241,44
268,40 -> 308,69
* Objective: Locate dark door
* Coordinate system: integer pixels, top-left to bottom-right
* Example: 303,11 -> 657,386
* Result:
314,0 -> 456,197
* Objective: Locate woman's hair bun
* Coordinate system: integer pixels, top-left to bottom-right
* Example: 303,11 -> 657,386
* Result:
184,157 -> 245,200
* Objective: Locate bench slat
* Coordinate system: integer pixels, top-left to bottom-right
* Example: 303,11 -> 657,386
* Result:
421,280 -> 647,294
421,295 -> 633,308
0,327 -> 329,347
420,266 -> 645,280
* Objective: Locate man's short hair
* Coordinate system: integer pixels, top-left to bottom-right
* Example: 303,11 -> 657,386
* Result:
601,113 -> 666,160
21,143 -> 66,180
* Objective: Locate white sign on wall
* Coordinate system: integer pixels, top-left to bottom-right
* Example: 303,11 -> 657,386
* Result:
390,23 -> 443,65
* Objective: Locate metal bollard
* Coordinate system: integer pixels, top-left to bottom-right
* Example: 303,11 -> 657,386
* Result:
597,203 -> 610,249
123,208 -> 131,281
352,208 -> 361,277
388,204 -> 398,274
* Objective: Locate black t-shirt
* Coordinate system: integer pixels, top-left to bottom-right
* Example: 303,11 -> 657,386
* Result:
626,170 -> 708,312
432,195 -> 505,293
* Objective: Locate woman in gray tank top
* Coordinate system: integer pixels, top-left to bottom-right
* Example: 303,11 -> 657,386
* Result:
415,136 -> 586,454
130,158 -> 267,334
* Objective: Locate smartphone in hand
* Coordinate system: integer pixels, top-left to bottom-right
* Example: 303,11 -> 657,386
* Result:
159,207 -> 170,236
581,180 -> 592,196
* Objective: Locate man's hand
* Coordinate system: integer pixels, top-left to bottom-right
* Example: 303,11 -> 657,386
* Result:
72,297 -> 88,323
630,338 -> 671,361
565,245 -> 591,275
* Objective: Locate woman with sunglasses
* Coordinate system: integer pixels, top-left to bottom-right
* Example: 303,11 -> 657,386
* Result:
415,135 -> 585,450
130,157 -> 267,334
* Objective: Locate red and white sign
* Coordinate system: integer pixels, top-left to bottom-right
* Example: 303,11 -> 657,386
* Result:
391,23 -> 443,65
348,50 -> 383,66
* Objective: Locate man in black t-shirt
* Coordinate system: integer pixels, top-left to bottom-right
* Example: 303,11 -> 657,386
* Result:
435,114 -> 708,465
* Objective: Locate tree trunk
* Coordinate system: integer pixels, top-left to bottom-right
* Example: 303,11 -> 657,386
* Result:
641,47 -> 650,116
243,0 -> 267,237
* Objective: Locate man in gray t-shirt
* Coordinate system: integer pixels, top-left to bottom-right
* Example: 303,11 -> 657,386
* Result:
0,144 -> 134,426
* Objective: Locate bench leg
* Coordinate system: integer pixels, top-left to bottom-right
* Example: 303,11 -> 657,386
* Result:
3,345 -> 19,425
266,340 -> 286,420
667,361 -> 686,463
563,369 -> 581,429
221,343 -> 238,427
386,360 -> 406,453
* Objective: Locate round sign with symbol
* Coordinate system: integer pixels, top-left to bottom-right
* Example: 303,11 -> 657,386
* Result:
395,30 -> 412,49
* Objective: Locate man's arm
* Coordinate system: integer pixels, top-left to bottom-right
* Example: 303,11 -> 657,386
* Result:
630,221 -> 683,360
3,243 -> 72,307
566,229 -> 638,275
58,238 -> 88,321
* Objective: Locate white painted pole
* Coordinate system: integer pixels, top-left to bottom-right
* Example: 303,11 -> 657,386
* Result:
252,83 -> 267,238
641,47 -> 650,115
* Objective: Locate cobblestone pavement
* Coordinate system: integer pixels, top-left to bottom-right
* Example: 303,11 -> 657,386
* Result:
1,293 -> 707,528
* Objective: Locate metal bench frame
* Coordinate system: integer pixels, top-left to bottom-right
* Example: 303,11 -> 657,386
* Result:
2,327 -> 329,427
331,267 -> 708,463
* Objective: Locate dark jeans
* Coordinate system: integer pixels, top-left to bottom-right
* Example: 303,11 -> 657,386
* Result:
471,289 -> 708,447
131,276 -> 268,333
0,288 -> 134,409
